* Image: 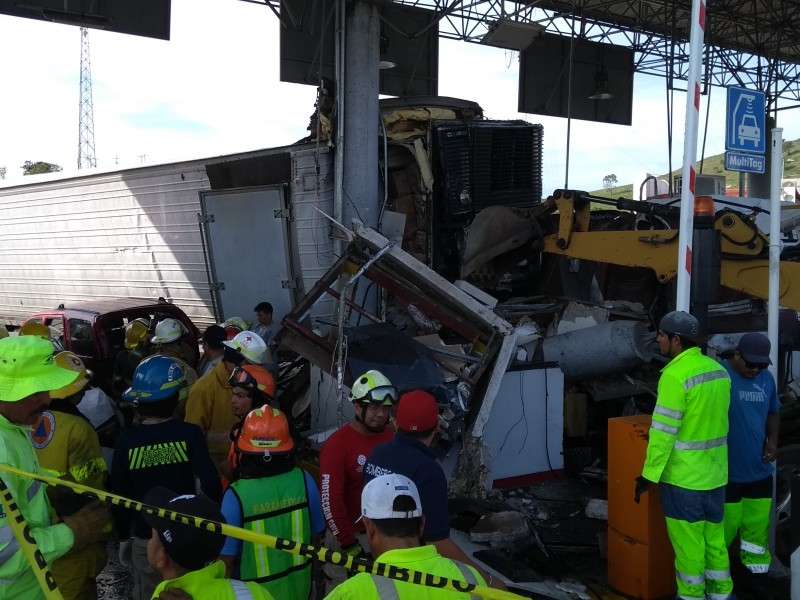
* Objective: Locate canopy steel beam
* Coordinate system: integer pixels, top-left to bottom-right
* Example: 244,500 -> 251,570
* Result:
248,0 -> 800,108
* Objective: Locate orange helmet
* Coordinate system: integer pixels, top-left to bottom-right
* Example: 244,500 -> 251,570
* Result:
236,406 -> 294,455
228,365 -> 276,398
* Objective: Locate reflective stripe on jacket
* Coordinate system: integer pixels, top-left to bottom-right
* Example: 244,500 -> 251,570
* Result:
643,347 -> 731,490
0,414 -> 74,599
369,559 -> 481,600
231,468 -> 312,600
323,545 -> 486,600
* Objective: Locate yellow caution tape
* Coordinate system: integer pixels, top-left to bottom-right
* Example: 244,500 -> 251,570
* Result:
0,464 -> 524,600
0,476 -> 64,600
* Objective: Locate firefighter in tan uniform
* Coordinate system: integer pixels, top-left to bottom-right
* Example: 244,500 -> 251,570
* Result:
150,318 -> 198,370
30,352 -> 112,600
185,331 -> 270,468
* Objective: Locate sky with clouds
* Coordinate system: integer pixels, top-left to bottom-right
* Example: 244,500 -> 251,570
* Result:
1,0 -> 798,192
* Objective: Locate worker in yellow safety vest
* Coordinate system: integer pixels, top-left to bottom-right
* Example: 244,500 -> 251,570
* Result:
324,473 -> 487,599
30,351 -> 112,600
220,405 -> 324,600
0,336 -> 109,600
636,311 -> 734,600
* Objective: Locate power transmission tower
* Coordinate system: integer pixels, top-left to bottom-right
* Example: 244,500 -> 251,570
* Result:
78,27 -> 96,169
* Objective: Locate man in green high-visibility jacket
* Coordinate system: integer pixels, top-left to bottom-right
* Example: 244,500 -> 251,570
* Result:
0,336 -> 109,600
636,311 -> 734,600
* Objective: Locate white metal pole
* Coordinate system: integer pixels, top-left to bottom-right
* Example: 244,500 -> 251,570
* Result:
768,127 -> 783,374
768,127 -> 786,578
675,0 -> 706,312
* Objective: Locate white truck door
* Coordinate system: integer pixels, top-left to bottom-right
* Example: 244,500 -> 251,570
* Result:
199,186 -> 296,326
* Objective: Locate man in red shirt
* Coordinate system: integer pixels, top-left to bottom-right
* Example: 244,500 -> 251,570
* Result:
319,370 -> 397,592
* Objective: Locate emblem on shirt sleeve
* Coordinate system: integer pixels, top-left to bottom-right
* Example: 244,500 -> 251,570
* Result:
30,412 -> 56,449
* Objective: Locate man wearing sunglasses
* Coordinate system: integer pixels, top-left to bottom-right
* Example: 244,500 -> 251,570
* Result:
722,332 -> 780,579
319,370 -> 397,593
636,310 -> 733,600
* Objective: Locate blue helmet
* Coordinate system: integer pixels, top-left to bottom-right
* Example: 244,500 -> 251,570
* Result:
123,356 -> 186,403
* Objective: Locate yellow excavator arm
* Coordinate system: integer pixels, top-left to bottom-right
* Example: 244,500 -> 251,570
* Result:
461,189 -> 800,311
540,189 -> 800,311
541,230 -> 800,311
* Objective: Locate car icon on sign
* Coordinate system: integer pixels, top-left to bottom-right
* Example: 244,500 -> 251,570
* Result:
738,114 -> 761,144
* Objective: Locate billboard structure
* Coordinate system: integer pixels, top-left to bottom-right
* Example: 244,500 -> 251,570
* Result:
519,33 -> 634,126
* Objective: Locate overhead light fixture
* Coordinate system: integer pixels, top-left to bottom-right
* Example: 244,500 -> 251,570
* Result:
379,32 -> 396,71
589,65 -> 614,100
481,18 -> 543,51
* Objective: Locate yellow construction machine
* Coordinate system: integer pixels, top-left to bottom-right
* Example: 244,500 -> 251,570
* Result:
460,188 -> 800,312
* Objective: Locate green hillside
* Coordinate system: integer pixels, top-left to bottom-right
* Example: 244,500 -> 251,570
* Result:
592,138 -> 800,198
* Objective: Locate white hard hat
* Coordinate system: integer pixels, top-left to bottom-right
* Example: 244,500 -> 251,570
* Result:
151,318 -> 183,344
223,330 -> 267,365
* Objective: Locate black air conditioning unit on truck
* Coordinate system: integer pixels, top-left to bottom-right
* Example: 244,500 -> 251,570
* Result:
430,120 -> 543,279
431,120 -> 543,216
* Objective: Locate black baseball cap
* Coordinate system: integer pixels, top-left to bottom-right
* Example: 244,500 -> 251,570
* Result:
142,487 -> 226,571
201,325 -> 227,347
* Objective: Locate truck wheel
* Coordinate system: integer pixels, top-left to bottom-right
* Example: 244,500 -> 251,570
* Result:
776,443 -> 800,560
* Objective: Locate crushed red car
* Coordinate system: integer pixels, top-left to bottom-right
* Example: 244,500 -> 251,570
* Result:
21,297 -> 199,394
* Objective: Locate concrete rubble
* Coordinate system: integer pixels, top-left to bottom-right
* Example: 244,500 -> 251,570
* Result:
584,499 -> 608,521
469,510 -> 530,547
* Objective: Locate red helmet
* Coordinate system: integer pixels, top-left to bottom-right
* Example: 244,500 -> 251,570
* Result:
221,317 -> 248,341
228,365 -> 276,398
236,406 -> 294,455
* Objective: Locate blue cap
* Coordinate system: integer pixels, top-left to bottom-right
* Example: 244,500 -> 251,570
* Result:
737,332 -> 771,365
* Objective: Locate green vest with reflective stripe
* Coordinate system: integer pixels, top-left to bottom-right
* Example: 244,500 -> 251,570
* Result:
643,347 -> 731,490
231,468 -> 312,600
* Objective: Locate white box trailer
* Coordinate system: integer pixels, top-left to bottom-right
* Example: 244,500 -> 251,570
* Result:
0,143 -> 335,328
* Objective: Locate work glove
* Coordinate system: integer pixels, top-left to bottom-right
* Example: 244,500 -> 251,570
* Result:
342,541 -> 370,573
634,476 -> 654,504
342,541 -> 368,560
118,537 -> 134,569
62,500 -> 110,551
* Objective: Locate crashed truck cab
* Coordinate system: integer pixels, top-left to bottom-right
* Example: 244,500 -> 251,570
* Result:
275,223 -> 571,496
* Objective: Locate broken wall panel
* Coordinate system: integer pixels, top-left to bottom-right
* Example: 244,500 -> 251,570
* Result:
279,224 -> 518,495
482,364 -> 565,487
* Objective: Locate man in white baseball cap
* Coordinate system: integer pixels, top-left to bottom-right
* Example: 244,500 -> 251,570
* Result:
324,473 -> 487,599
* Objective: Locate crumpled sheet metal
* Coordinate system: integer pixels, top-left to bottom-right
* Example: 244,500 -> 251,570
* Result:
353,224 -> 518,496
381,107 -> 458,140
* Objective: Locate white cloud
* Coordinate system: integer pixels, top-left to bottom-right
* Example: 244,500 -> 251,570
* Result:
0,1 -> 797,191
